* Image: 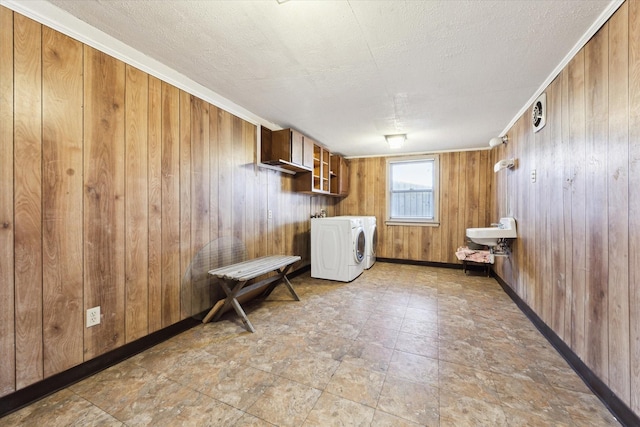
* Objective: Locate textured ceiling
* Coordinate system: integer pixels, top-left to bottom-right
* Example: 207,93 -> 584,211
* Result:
43,0 -> 614,157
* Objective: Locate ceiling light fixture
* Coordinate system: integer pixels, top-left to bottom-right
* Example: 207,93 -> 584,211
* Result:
489,135 -> 508,148
385,134 -> 406,149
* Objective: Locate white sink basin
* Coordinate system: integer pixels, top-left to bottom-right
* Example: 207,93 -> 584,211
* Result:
466,217 -> 517,247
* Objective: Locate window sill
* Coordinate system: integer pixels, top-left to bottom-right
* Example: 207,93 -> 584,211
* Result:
385,220 -> 440,227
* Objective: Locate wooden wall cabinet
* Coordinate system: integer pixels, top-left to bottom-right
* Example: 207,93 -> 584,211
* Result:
295,144 -> 348,197
261,126 -> 348,197
262,128 -> 313,172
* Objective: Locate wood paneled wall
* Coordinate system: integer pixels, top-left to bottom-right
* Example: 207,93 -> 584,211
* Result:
336,151 -> 493,263
0,6 -> 332,396
492,0 -> 639,415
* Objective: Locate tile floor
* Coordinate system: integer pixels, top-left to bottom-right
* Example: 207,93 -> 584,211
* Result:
0,262 -> 622,426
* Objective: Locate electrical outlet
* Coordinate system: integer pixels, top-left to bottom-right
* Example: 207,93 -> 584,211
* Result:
530,169 -> 537,183
87,306 -> 100,327
268,209 -> 273,219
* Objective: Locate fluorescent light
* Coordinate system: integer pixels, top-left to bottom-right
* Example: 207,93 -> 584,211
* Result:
385,134 -> 406,149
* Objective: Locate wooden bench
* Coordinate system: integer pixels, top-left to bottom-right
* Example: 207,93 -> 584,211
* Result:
202,255 -> 301,332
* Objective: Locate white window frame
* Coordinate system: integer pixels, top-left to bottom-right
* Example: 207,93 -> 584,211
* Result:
386,154 -> 440,227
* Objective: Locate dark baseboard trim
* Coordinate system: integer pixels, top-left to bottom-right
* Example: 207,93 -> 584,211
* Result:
376,258 -> 493,275
377,257 -> 463,270
492,273 -> 639,427
0,264 -> 312,419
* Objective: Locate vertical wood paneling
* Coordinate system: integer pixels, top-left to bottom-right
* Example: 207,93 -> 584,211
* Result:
42,27 -> 84,375
208,105 -> 220,256
232,115 -> 246,243
446,152 -> 461,256
124,65 -> 149,343
513,119 -> 525,294
548,77 -> 566,336
13,14 -> 43,388
83,46 -> 126,359
3,7 -> 320,394
457,153 -> 469,234
464,151 -> 480,229
561,65 -> 573,342
217,109 -> 233,238
373,157 -> 385,254
607,2 -> 630,403
0,6 -> 15,397
160,82 -> 180,328
526,105 -> 537,310
407,227 -> 420,260
363,159 -> 375,215
178,91 -> 191,318
179,90 -> 192,318
256,153 -> 269,257
191,96 -> 211,314
568,50 -> 587,358
629,0 -> 640,412
534,107 -> 550,319
478,150 -> 489,226
147,75 -> 163,333
584,25 -> 609,382
244,122 -> 258,260
492,2 -> 640,411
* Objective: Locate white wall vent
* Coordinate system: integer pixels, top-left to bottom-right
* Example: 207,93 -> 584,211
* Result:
532,92 -> 546,133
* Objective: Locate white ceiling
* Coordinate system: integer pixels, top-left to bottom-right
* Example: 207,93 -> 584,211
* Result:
40,0 -> 615,157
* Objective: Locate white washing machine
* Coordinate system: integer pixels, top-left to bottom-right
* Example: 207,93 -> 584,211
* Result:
337,216 -> 377,269
311,217 -> 365,282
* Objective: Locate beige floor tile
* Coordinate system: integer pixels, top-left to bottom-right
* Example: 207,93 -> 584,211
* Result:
1,264 -> 623,427
399,317 -> 438,338
355,324 -> 399,349
491,370 -> 572,420
404,306 -> 438,323
302,392 -> 375,426
325,360 -> 386,407
438,360 -> 500,403
246,377 -> 322,427
439,392 -> 508,426
342,341 -> 394,372
370,410 -> 423,426
555,387 -> 622,426
73,362 -> 243,426
387,350 -> 439,386
272,350 -> 341,389
301,331 -> 353,361
376,376 -> 439,426
438,337 -> 489,370
364,312 -> 404,331
501,405 -> 575,427
0,389 -> 123,427
394,331 -> 439,359
202,365 -> 277,410
232,412 -> 276,426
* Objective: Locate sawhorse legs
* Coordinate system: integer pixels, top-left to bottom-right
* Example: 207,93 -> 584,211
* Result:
202,264 -> 300,332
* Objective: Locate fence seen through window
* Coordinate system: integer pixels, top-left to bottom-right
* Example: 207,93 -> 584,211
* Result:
389,158 -> 436,221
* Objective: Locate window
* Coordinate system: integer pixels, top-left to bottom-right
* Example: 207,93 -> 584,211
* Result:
386,155 -> 439,226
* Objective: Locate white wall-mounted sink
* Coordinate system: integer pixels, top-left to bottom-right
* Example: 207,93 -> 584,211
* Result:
466,217 -> 517,247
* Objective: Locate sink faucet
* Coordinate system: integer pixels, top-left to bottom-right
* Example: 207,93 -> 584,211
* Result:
491,222 -> 503,228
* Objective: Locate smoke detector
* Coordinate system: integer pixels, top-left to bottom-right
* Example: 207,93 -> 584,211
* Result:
532,93 -> 546,133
